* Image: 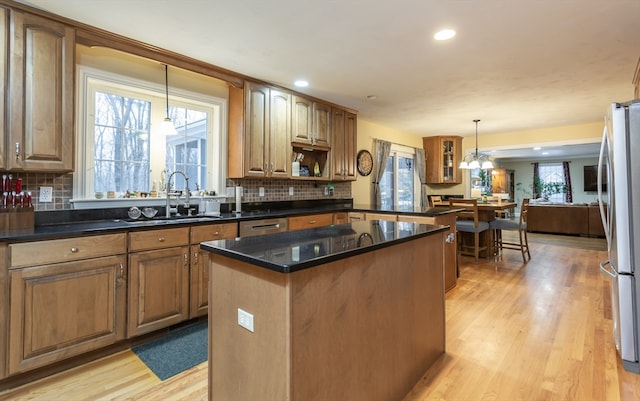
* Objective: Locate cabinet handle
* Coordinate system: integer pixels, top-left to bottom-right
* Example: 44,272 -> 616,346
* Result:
15,142 -> 20,161
270,162 -> 274,174
183,253 -> 188,266
70,247 -> 79,253
193,251 -> 199,264
212,231 -> 220,236
309,220 -> 316,224
158,237 -> 165,242
117,263 -> 125,280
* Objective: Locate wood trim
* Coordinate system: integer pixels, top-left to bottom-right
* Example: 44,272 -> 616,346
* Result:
0,244 -> 7,379
633,56 -> 640,99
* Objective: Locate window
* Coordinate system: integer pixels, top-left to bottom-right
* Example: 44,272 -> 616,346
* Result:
537,162 -> 566,202
380,145 -> 419,209
75,66 -> 226,200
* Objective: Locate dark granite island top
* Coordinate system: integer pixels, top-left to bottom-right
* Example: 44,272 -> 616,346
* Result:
200,220 -> 448,273
203,219 -> 447,401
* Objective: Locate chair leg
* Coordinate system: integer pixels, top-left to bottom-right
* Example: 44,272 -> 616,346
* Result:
474,232 -> 479,262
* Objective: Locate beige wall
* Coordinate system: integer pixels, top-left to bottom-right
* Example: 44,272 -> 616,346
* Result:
354,120 -> 604,207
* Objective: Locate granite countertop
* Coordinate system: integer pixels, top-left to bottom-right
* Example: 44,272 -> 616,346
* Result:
352,204 -> 460,217
200,220 -> 448,273
0,198 -> 459,242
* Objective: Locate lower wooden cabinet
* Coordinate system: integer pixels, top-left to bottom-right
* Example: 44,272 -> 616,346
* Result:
189,223 -> 238,318
128,246 -> 190,337
8,254 -> 127,375
398,214 -> 457,291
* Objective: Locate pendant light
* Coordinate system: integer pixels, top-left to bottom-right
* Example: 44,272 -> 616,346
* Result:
459,119 -> 493,170
160,64 -> 179,136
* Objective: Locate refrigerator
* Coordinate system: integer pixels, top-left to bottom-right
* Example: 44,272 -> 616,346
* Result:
599,99 -> 640,374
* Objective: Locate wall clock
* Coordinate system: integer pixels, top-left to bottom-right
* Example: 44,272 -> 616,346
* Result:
357,150 -> 373,176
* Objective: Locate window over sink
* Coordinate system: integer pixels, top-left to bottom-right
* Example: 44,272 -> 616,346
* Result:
73,63 -> 227,203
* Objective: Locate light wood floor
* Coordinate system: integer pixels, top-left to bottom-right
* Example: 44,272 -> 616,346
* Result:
2,233 -> 640,401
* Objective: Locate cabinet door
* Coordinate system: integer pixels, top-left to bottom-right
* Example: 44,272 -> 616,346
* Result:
292,95 -> 313,145
269,88 -> 291,178
331,109 -> 357,181
423,136 -> 462,184
312,101 -> 332,147
8,255 -> 127,375
0,7 -> 7,170
244,82 -> 270,177
8,11 -> 74,171
128,246 -> 190,337
190,244 -> 209,318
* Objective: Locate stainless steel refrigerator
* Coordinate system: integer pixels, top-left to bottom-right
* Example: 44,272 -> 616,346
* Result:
599,99 -> 640,374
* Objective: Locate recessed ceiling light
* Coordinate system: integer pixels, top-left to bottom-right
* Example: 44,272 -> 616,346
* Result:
533,147 -> 542,150
294,80 -> 309,87
366,95 -> 377,100
542,152 -> 549,155
434,29 -> 456,41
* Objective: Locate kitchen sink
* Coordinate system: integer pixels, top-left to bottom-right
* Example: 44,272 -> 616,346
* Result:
117,216 -> 221,225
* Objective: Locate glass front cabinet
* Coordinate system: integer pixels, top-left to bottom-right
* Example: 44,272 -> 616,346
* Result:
422,136 -> 462,184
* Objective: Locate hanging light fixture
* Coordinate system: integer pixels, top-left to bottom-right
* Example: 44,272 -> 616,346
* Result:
459,119 -> 494,170
159,64 -> 179,136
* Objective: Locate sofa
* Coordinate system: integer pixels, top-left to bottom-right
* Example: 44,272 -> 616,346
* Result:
527,203 -> 606,237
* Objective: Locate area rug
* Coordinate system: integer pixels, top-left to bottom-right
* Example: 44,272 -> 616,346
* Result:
132,321 -> 208,380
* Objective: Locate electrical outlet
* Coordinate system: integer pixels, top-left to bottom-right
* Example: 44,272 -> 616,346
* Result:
259,187 -> 265,197
237,308 -> 254,332
289,186 -> 294,196
40,186 -> 53,203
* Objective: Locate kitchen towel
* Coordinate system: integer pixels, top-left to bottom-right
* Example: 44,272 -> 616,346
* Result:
132,321 -> 207,380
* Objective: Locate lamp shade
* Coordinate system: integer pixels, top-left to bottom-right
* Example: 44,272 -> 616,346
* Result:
160,117 -> 178,136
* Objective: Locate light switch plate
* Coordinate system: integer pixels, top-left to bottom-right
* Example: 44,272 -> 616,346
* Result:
40,187 -> 53,202
289,186 -> 294,196
259,187 -> 265,197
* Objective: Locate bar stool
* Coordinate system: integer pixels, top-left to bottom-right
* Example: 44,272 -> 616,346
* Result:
449,198 -> 490,262
489,198 -> 531,263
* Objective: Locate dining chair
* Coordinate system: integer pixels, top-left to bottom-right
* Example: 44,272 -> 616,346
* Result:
489,198 -> 531,263
448,198 -> 490,262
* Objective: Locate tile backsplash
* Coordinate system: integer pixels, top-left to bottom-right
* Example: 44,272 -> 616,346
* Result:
3,172 -> 73,211
6,172 -> 352,211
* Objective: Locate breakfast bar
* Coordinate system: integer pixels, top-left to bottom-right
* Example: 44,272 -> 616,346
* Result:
201,220 -> 448,401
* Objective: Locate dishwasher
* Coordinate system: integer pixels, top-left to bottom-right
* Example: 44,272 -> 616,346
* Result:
239,218 -> 288,237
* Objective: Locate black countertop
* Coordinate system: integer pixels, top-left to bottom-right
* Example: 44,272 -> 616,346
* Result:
0,199 -> 459,242
200,220 -> 448,273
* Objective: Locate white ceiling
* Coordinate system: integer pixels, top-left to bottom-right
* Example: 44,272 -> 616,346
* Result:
14,0 -> 640,155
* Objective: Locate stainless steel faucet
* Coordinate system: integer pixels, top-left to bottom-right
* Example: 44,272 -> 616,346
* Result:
165,170 -> 190,217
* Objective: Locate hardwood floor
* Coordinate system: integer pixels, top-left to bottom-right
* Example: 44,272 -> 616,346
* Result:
2,233 -> 640,401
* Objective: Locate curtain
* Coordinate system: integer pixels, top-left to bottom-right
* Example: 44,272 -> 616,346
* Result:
371,139 -> 391,208
532,162 -> 540,199
414,148 -> 427,209
563,161 -> 573,203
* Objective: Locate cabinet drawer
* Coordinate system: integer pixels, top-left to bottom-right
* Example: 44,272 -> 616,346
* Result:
9,233 -> 127,268
191,222 -> 237,243
129,227 -> 190,252
288,213 -> 334,231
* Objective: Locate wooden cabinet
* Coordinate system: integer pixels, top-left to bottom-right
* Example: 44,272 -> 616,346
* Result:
331,108 -> 357,181
333,212 -> 348,225
228,82 -> 290,178
8,10 -> 75,171
7,234 -> 127,375
189,223 -> 237,318
291,96 -> 331,148
128,227 -> 190,337
288,213 -> 334,231
348,212 -> 365,222
423,136 -> 462,184
398,213 -> 458,291
0,6 -> 7,170
491,168 -> 514,200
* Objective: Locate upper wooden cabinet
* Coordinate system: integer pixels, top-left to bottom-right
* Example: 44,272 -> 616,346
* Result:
423,136 -> 462,184
228,82 -> 290,179
331,108 -> 357,181
291,96 -> 331,148
8,10 -> 75,171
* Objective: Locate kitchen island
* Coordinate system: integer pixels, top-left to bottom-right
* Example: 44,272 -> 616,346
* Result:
201,220 -> 447,401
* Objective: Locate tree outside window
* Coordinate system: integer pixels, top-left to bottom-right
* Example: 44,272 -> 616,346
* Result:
380,146 -> 417,210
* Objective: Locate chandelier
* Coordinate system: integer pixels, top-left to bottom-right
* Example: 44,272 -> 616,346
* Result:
459,119 -> 494,170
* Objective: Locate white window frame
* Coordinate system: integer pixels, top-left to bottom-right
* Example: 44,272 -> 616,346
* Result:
74,66 -> 227,202
538,162 -> 566,202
